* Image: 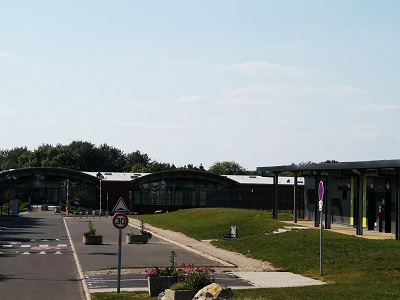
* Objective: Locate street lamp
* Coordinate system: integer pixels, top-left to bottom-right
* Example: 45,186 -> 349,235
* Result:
4,173 -> 17,215
96,172 -> 106,214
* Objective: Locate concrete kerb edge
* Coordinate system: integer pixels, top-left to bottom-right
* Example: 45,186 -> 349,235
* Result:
64,217 -> 91,300
128,221 -> 236,268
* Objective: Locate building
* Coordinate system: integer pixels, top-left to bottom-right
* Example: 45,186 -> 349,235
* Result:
257,159 -> 400,240
0,168 -> 303,216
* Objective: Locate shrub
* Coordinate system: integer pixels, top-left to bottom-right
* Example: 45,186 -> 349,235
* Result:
20,202 -> 31,212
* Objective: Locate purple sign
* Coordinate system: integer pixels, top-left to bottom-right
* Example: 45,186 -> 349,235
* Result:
318,181 -> 324,201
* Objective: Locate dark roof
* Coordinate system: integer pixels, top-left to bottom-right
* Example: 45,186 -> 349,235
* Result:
0,167 -> 98,183
257,159 -> 400,174
133,169 -> 238,187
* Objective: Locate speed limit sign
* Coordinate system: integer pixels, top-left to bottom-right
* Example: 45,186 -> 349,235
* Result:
113,213 -> 129,229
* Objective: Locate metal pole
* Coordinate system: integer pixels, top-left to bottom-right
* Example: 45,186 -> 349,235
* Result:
294,173 -> 298,223
320,207 -> 323,276
99,179 -> 102,212
117,228 -> 122,293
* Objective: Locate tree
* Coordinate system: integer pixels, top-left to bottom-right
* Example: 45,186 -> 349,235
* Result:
125,150 -> 151,171
98,143 -> 126,171
67,141 -> 102,171
0,147 -> 32,169
208,161 -> 247,175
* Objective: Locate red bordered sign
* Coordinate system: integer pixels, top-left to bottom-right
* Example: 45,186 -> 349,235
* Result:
112,213 -> 129,229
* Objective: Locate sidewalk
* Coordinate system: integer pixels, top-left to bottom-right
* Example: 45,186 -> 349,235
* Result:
127,218 -> 325,289
284,220 -> 395,240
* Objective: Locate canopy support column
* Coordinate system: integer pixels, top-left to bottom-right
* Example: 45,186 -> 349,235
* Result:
356,172 -> 364,235
396,171 -> 400,240
325,173 -> 332,229
273,174 -> 278,219
293,172 -> 298,223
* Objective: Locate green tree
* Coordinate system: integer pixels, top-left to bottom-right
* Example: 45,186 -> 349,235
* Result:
0,147 -> 33,169
67,141 -> 102,171
125,150 -> 151,171
98,143 -> 126,171
208,161 -> 247,175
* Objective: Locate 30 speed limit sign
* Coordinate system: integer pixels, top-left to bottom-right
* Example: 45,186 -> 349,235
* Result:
113,213 -> 129,229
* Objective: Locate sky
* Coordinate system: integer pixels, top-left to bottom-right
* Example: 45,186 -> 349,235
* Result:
1,1 -> 399,171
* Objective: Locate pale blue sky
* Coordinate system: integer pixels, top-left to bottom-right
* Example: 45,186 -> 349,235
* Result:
1,1 -> 399,170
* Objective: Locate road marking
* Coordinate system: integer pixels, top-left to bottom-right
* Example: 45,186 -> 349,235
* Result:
20,245 -> 31,248
38,251 -> 46,255
0,241 -> 22,245
57,244 -> 67,247
3,245 -> 12,248
22,252 -> 30,255
54,251 -> 62,254
31,245 -> 66,251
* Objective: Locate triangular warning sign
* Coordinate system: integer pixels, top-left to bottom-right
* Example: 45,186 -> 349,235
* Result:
112,197 -> 129,213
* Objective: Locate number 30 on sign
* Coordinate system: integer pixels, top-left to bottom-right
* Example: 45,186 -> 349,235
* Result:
113,213 -> 128,229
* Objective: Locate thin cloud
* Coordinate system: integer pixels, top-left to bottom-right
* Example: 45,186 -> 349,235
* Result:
177,95 -> 204,105
105,121 -> 183,130
169,59 -> 199,65
224,85 -> 367,98
0,52 -> 10,58
218,60 -> 307,77
216,97 -> 270,106
42,119 -> 61,124
0,110 -> 16,116
349,104 -> 398,113
352,125 -> 381,140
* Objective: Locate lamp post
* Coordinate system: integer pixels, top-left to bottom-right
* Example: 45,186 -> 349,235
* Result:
5,173 -> 17,215
96,172 -> 106,215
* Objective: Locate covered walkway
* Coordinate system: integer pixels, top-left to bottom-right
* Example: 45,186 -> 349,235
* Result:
258,159 -> 400,240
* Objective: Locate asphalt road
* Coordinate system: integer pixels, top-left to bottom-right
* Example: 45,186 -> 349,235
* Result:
0,213 -> 84,300
65,216 -> 225,271
0,213 -> 253,299
65,215 -> 253,293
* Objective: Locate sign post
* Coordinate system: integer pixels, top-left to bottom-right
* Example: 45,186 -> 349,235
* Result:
112,198 -> 129,293
318,181 -> 324,276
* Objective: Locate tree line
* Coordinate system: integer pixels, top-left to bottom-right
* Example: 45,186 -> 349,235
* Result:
0,141 -> 250,175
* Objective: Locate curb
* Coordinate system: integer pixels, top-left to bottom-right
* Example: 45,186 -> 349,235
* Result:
64,217 -> 91,300
128,220 -> 236,268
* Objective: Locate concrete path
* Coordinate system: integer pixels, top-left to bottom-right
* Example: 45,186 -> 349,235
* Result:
284,220 -> 395,239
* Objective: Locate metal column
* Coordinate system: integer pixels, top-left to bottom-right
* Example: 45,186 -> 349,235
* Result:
293,173 -> 298,223
356,173 -> 364,235
396,171 -> 400,240
273,174 -> 278,219
314,177 -> 319,228
325,173 -> 332,229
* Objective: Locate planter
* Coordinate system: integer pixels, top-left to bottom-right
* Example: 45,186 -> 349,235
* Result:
148,276 -> 178,297
165,289 -> 196,300
82,234 -> 103,245
126,234 -> 148,244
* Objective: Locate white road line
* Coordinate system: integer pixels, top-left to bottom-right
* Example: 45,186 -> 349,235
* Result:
54,251 -> 62,254
22,252 -> 30,255
39,244 -> 49,247
20,245 -> 31,248
38,251 -> 46,254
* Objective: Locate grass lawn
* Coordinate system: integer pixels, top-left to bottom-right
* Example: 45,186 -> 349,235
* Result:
93,208 -> 400,300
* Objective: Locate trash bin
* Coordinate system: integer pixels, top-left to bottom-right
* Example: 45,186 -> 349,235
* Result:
230,226 -> 237,239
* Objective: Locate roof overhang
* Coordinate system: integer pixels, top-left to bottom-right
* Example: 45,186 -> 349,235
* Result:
257,159 -> 400,176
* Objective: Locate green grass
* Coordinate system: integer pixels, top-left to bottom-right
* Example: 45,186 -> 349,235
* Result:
92,208 -> 400,299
